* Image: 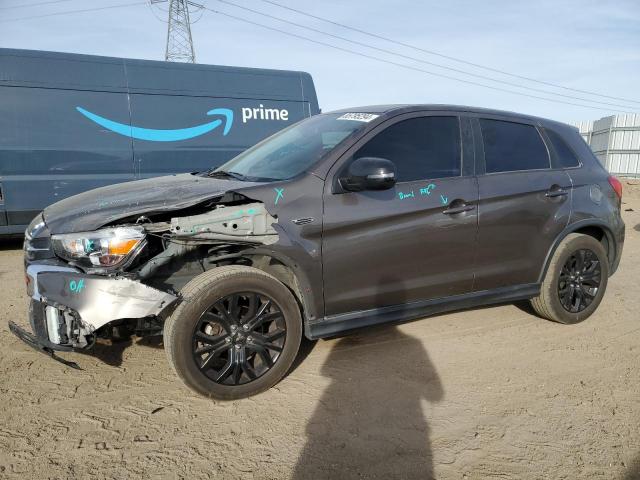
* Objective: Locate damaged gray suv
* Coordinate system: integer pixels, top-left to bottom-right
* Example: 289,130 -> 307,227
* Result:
14,105 -> 625,400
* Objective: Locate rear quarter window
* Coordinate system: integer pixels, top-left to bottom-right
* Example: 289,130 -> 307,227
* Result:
480,119 -> 550,173
545,128 -> 581,168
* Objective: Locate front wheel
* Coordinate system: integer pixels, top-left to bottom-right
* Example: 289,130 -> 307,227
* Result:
164,266 -> 302,400
530,233 -> 609,324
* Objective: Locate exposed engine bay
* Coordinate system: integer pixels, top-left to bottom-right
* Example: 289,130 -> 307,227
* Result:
131,197 -> 283,294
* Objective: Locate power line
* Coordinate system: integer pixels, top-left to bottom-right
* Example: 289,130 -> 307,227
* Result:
197,5 -> 631,113
212,0 -> 634,110
0,0 -> 76,10
147,0 -> 170,23
258,0 -> 640,106
0,1 -> 147,23
2,0 -> 632,112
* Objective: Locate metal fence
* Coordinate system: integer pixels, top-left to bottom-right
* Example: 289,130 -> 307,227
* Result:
572,114 -> 640,178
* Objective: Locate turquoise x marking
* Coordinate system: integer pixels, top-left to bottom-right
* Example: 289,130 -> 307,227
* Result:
274,188 -> 284,205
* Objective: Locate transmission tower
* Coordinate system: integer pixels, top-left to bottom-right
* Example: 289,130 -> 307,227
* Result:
163,0 -> 196,63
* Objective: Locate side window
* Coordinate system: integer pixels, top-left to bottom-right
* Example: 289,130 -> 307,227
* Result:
480,119 -> 550,173
545,128 -> 580,168
355,116 -> 461,182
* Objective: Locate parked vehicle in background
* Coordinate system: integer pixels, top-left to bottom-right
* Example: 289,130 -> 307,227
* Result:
14,105 -> 625,400
0,48 -> 319,235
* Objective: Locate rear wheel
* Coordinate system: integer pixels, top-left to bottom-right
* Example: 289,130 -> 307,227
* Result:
164,266 -> 302,400
530,233 -> 609,324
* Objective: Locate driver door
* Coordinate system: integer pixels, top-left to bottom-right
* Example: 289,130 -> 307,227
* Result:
321,114 -> 479,317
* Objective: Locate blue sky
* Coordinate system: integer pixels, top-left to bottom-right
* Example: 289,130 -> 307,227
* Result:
1,0 -> 638,122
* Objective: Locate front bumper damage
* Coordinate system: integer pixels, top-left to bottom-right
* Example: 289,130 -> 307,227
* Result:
9,264 -> 178,367
9,317 -> 82,369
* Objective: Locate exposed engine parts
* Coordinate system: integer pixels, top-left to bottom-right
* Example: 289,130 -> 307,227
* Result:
17,197 -> 286,358
132,200 -> 281,291
169,202 -> 278,244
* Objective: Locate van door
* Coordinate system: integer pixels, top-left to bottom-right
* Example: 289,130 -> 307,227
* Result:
129,95 -> 308,179
472,117 -> 573,291
0,86 -> 134,230
322,114 -> 479,317
0,181 -> 6,231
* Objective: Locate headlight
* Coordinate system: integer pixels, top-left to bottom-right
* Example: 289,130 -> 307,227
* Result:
51,227 -> 145,271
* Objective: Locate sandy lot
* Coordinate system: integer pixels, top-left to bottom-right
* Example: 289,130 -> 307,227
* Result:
1,183 -> 639,480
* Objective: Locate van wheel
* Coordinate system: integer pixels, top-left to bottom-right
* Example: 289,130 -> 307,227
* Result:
530,233 -> 609,324
164,266 -> 302,400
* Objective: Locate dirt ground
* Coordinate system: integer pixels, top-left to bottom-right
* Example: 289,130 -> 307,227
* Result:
1,183 -> 639,480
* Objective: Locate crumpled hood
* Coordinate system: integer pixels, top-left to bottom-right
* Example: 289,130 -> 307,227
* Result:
43,173 -> 262,234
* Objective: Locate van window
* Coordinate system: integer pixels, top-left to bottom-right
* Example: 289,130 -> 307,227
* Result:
545,128 -> 580,168
480,119 -> 549,173
355,116 -> 461,182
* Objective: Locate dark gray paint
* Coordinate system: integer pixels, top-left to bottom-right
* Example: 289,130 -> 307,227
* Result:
474,169 -> 572,290
320,112 -> 479,315
322,175 -> 479,315
43,173 -> 262,234
28,104 -> 625,341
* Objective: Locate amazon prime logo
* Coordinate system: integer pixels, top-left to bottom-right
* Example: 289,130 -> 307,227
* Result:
76,106 -> 233,142
76,103 -> 292,142
241,104 -> 289,123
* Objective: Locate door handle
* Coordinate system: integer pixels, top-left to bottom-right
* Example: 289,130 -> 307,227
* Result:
442,204 -> 476,215
545,188 -> 569,198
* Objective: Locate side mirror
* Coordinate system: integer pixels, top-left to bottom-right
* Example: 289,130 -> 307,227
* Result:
339,157 -> 397,192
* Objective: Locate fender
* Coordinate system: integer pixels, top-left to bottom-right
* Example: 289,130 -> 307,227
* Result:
246,245 -> 321,339
538,219 -> 617,283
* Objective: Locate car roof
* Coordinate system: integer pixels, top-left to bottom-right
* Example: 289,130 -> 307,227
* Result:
329,104 -> 569,128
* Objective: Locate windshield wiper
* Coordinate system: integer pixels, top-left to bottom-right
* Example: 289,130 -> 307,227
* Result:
207,170 -> 249,181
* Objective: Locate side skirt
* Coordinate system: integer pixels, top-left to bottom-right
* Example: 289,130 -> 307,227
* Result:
307,283 -> 540,340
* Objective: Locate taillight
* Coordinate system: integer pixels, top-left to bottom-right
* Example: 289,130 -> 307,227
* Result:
608,175 -> 623,201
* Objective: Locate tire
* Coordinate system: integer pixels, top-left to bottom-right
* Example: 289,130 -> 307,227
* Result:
530,233 -> 609,324
164,265 -> 302,400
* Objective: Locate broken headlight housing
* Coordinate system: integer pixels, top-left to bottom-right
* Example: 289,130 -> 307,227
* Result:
51,226 -> 146,272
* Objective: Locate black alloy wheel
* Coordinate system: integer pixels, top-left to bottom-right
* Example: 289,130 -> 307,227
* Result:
192,292 -> 287,386
558,248 -> 602,313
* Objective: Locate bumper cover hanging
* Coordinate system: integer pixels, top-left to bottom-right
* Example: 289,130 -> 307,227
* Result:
9,321 -> 81,369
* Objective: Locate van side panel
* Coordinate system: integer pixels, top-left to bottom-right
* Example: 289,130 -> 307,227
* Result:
124,59 -> 307,97
0,86 -> 134,229
128,94 -> 310,177
124,61 -> 316,177
0,49 -> 127,92
0,49 -> 135,232
0,48 -> 320,234
299,72 -> 321,115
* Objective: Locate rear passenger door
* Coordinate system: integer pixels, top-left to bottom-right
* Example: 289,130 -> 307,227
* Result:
322,114 -> 478,316
473,117 -> 572,291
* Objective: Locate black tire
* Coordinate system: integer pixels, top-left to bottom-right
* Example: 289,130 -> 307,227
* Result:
164,265 -> 302,400
530,233 -> 609,324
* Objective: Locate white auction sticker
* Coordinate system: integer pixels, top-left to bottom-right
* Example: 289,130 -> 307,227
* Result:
337,113 -> 380,122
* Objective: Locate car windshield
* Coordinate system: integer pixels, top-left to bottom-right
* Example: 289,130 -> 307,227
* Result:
209,113 -> 374,182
